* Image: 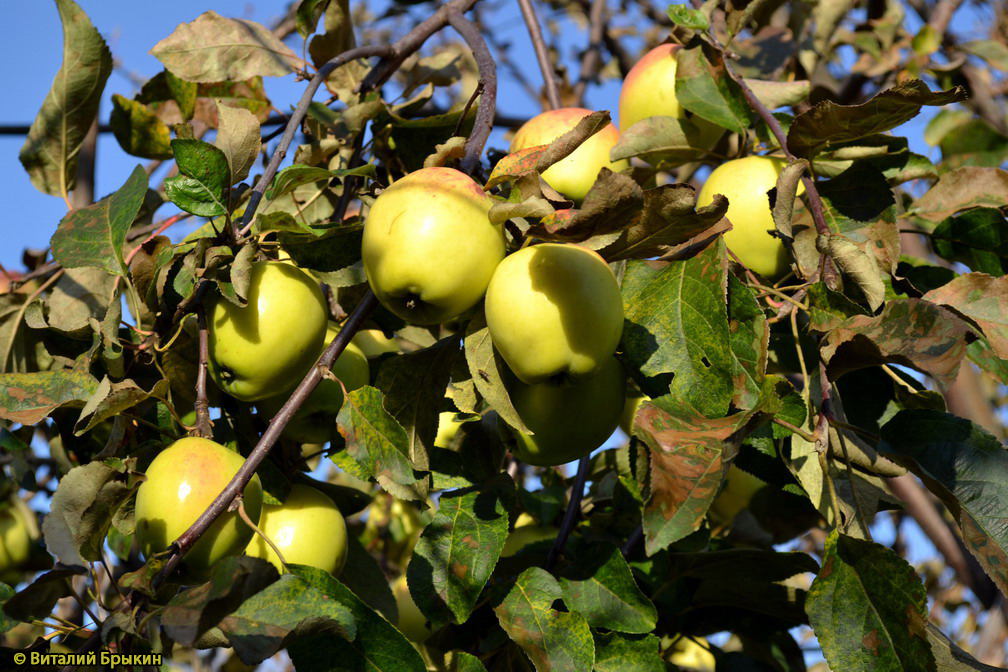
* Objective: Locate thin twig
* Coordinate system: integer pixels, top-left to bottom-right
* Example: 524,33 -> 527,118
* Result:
516,0 -> 562,110
237,497 -> 287,568
572,0 -> 607,104
545,456 -> 591,571
193,308 -> 213,439
447,11 -> 497,174
154,292 -> 379,588
621,525 -> 643,557
236,44 -> 396,239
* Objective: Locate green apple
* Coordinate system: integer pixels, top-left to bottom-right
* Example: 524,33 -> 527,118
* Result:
619,43 -> 724,150
0,496 -> 39,582
510,107 -> 630,203
507,356 -> 626,466
666,636 -> 716,670
697,156 -> 795,280
501,513 -> 556,557
392,574 -> 433,643
434,411 -> 464,449
245,484 -> 348,575
257,323 -> 370,444
352,329 -> 400,359
208,261 -> 328,402
619,390 -> 650,437
362,167 -> 505,325
485,243 -> 624,385
708,464 -> 767,526
135,437 -> 263,582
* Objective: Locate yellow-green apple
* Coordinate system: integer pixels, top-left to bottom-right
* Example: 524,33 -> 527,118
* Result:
510,107 -> 629,203
351,329 -> 400,359
392,574 -> 433,643
507,356 -> 626,466
619,390 -> 650,437
708,464 -> 767,526
362,167 -> 505,325
501,512 -> 557,557
245,484 -> 348,575
697,156 -> 795,279
665,635 -> 716,670
135,437 -> 263,581
434,412 -> 464,449
208,261 -> 328,401
257,323 -> 370,443
619,43 -> 724,149
0,496 -> 39,582
485,243 -> 624,385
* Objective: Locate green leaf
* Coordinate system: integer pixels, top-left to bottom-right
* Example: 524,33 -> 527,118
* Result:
923,273 -> 1008,359
633,397 -> 748,554
821,299 -> 968,392
667,4 -> 709,29
296,0 -> 332,37
928,209 -> 1008,276
911,168 -> 1008,225
0,370 -> 100,426
559,540 -> 657,634
375,335 -> 460,473
219,566 -> 357,664
592,632 -> 664,672
338,535 -> 397,621
806,281 -> 870,331
1,568 -> 85,622
161,556 -> 281,647
41,459 -> 139,566
74,377 -> 170,435
151,11 -> 300,82
927,623 -> 1006,671
966,338 -> 1008,386
494,567 -> 595,672
621,246 -> 734,416
806,530 -> 935,672
164,139 -> 230,217
727,273 -> 767,410
609,116 -> 714,166
744,78 -> 811,111
287,565 -> 425,672
408,475 -> 511,627
879,410 -> 1008,600
598,185 -> 728,262
675,40 -> 753,134
962,40 -> 1008,71
215,101 -> 261,184
49,165 -> 148,276
109,94 -> 174,159
19,0 -> 112,197
336,386 -> 424,501
464,313 -> 530,434
787,80 -> 966,159
0,584 -> 16,633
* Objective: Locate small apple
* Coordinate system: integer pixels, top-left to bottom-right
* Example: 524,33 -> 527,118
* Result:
245,484 -> 348,575
208,261 -> 328,401
392,574 -> 433,643
485,243 -> 624,385
135,437 -> 263,582
507,356 -> 626,466
351,329 -> 400,359
708,464 -> 767,526
510,107 -> 629,203
257,323 -> 370,444
501,513 -> 557,557
0,496 -> 39,583
696,156 -> 795,280
434,411 -> 465,449
362,167 -> 505,325
666,636 -> 716,670
619,390 -> 650,437
619,43 -> 724,150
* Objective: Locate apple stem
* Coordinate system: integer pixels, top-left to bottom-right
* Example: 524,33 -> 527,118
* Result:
544,455 -> 591,571
237,497 -> 288,569
516,0 -> 562,110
